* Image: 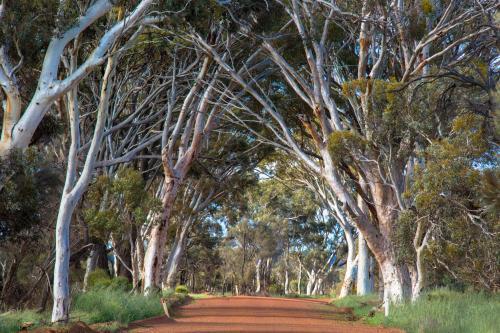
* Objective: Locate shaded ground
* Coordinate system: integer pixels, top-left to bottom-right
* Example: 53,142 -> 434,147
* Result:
127,296 -> 403,333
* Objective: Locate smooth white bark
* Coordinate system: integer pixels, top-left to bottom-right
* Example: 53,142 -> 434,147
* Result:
51,53 -> 115,323
339,227 -> 356,298
0,0 -> 156,156
357,234 -> 374,295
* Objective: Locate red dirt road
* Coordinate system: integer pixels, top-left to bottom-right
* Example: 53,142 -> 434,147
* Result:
127,296 -> 403,333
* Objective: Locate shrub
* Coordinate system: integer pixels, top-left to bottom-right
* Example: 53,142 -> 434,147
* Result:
73,288 -> 162,324
268,284 -> 283,295
175,285 -> 189,294
332,289 -> 500,333
87,269 -> 131,291
162,288 -> 175,297
87,269 -> 112,289
109,276 -> 131,291
385,289 -> 500,333
0,310 -> 45,333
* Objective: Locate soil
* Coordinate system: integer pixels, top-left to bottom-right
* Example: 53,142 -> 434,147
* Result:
126,296 -> 403,333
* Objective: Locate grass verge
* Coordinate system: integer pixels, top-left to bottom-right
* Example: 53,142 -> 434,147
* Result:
331,289 -> 500,333
0,289 -> 188,333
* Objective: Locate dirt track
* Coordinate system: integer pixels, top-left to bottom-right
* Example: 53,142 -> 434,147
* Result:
127,296 -> 403,333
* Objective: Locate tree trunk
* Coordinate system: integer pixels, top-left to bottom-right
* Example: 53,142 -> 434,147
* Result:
114,237 -> 132,280
339,226 -> 356,298
297,263 -> 302,295
357,234 -> 374,295
312,276 -> 323,295
143,179 -> 179,293
323,157 -> 409,314
412,239 -> 426,301
51,194 -> 76,323
83,242 -> 109,291
0,257 -> 19,306
264,258 -> 272,292
52,53 -> 115,323
163,218 -> 193,289
380,260 -> 406,316
255,258 -> 262,293
306,270 -> 316,296
284,268 -> 289,295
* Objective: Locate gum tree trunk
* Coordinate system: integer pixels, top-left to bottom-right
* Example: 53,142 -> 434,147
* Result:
52,195 -> 77,322
52,53 -> 115,323
357,235 -> 374,295
339,226 -> 356,298
255,258 -> 262,293
143,179 -> 179,293
163,217 -> 194,289
83,243 -> 109,291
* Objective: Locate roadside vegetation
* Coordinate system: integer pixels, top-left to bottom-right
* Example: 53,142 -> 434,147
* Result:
332,289 -> 500,333
0,279 -> 191,333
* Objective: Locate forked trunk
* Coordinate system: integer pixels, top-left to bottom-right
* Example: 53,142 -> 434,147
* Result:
143,180 -> 179,293
306,270 -> 316,296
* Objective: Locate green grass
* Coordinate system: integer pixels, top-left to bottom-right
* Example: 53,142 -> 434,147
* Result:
0,289 -> 171,333
386,289 -> 500,333
0,309 -> 47,333
331,289 -> 500,333
275,293 -> 332,299
189,293 -> 212,299
72,288 -> 163,324
332,294 -> 382,319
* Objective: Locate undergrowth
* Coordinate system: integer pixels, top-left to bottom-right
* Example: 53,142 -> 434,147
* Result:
331,289 -> 500,333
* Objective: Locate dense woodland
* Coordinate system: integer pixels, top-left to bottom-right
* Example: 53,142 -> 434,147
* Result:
0,0 -> 498,326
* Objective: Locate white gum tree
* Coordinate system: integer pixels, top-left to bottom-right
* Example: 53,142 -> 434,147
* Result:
0,0 -> 156,157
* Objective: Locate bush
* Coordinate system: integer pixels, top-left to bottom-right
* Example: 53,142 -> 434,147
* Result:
268,284 -> 283,295
175,285 -> 189,294
332,289 -> 500,333
162,288 -> 175,297
0,310 -> 45,333
73,289 -> 163,324
87,269 -> 131,291
385,289 -> 500,333
109,276 -> 131,291
87,269 -> 112,289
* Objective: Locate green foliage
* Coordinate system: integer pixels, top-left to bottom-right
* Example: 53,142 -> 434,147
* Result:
162,288 -> 175,297
327,130 -> 367,163
84,168 -> 161,241
175,285 -> 189,294
0,148 -> 60,242
87,269 -> 131,291
87,269 -> 111,290
268,284 -> 283,295
0,310 -> 46,333
421,0 -> 434,15
72,289 -> 162,325
332,294 -> 380,318
393,210 -> 418,264
333,290 -> 500,332
384,289 -> 500,333
405,112 -> 499,290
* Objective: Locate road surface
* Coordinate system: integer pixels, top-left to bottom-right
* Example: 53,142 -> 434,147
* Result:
127,296 -> 403,333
